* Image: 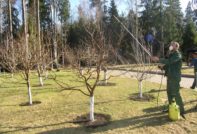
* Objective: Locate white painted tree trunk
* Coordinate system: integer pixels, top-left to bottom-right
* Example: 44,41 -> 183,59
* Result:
39,76 -> 43,86
139,81 -> 143,98
27,80 -> 33,105
45,70 -> 48,79
104,70 -> 107,84
80,68 -> 83,75
90,95 -> 95,122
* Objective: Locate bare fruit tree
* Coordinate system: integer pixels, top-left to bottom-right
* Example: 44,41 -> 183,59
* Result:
53,22 -> 110,122
113,16 -> 159,99
75,22 -> 109,121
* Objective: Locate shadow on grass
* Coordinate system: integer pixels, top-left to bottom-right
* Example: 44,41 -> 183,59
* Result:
38,112 -> 169,134
143,105 -> 166,113
147,89 -> 166,93
1,104 -> 196,134
0,120 -> 74,134
0,112 -> 169,134
97,82 -> 116,87
129,93 -> 156,102
0,104 -> 18,107
73,113 -> 111,128
19,101 -> 41,106
32,84 -> 52,87
143,99 -> 197,114
39,104 -> 197,134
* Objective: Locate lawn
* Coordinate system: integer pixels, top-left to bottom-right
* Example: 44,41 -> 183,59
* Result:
0,69 -> 197,134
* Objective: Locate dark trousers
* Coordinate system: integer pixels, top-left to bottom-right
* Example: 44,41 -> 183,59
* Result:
167,78 -> 185,114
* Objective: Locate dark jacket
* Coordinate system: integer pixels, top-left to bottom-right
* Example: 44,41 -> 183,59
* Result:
160,51 -> 182,81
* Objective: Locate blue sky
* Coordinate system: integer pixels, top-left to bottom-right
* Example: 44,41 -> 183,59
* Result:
70,0 -> 189,17
15,0 -> 189,21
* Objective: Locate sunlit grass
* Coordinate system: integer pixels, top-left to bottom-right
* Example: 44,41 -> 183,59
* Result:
0,69 -> 196,134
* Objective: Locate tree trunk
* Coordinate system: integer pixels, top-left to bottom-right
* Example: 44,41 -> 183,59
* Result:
39,76 -> 43,86
27,73 -> 32,105
36,0 -> 43,86
45,69 -> 48,79
22,0 -> 32,105
37,69 -> 43,86
90,95 -> 95,122
138,80 -> 143,98
61,20 -> 65,67
22,0 -> 28,56
8,0 -> 14,77
104,70 -> 107,85
51,0 -> 58,69
80,68 -> 83,75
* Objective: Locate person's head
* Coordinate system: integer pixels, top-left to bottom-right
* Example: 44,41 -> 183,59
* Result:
169,41 -> 180,51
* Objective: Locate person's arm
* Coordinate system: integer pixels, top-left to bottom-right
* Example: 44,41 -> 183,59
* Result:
159,52 -> 181,65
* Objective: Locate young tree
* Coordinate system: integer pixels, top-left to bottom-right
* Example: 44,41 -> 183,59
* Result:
75,22 -> 110,121
55,21 -> 111,122
21,0 -> 33,105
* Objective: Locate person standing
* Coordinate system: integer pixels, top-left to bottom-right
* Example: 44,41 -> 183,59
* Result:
190,52 -> 197,89
151,41 -> 185,118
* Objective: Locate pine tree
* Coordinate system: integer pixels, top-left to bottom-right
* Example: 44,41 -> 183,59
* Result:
57,0 -> 70,24
140,0 -> 155,33
108,0 -> 118,24
163,0 -> 183,44
182,20 -> 197,55
108,0 -> 120,47
40,0 -> 51,31
185,1 -> 194,22
2,0 -> 19,38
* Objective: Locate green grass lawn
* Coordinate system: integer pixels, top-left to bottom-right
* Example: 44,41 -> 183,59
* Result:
0,69 -> 197,134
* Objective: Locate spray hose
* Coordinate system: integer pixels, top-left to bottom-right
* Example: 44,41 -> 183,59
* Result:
156,70 -> 165,108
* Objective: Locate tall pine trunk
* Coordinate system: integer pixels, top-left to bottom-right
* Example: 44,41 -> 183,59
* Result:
51,0 -> 58,69
36,0 -> 43,86
8,0 -> 14,77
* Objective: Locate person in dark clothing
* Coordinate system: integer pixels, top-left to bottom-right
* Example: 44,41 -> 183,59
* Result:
190,52 -> 197,89
151,41 -> 185,118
